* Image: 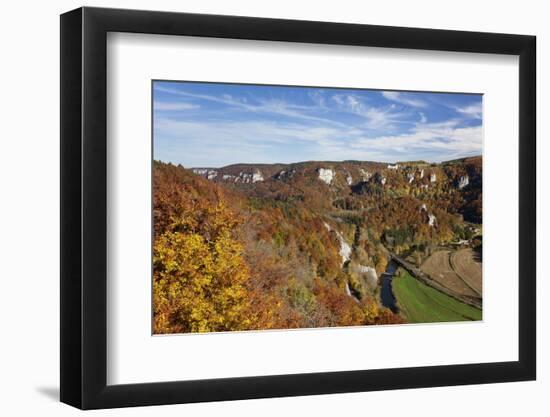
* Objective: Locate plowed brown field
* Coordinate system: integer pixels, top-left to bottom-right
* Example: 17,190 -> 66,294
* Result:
421,249 -> 481,299
450,248 -> 482,296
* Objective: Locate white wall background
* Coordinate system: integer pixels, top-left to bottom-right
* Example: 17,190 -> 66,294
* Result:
0,0 -> 546,415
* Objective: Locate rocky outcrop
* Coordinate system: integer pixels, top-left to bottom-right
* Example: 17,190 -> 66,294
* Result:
252,170 -> 264,183
324,222 -> 351,266
337,231 -> 352,265
230,170 -> 265,183
419,169 -> 424,179
346,173 -> 353,186
192,168 -> 208,176
387,164 -> 399,170
358,265 -> 378,287
344,282 -> 352,297
458,175 -> 469,189
360,169 -> 372,182
193,167 -> 262,183
235,172 -> 251,183
276,168 -> 296,180
428,214 -> 437,227
430,172 -> 437,183
407,173 -> 415,184
192,168 -> 218,180
318,168 -> 334,185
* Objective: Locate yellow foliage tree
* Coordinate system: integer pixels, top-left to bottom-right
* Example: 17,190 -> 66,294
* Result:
153,201 -> 255,333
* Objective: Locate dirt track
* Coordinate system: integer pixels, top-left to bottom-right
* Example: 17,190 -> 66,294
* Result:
421,250 -> 481,299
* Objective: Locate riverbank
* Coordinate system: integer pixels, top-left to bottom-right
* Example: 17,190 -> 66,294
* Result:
380,260 -> 399,313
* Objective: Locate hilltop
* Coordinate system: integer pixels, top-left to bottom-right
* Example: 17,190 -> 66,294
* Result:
188,156 -> 482,223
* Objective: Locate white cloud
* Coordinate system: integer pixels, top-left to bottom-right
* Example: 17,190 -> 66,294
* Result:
331,93 -> 410,130
454,102 -> 482,119
308,90 -> 326,108
154,117 -> 371,166
155,112 -> 481,166
155,118 -> 352,145
363,107 -> 400,129
154,101 -> 199,111
155,85 -> 347,127
382,91 -> 427,108
351,120 -> 482,161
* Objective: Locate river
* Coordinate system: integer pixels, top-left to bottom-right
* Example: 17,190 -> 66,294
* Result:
380,260 -> 399,313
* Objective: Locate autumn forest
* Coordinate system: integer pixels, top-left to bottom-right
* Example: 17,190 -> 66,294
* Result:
153,157 -> 482,333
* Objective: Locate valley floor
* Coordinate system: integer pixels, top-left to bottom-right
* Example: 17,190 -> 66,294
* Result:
393,269 -> 482,323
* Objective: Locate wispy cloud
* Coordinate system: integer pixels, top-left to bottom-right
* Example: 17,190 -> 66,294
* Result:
308,90 -> 327,108
331,93 -> 410,130
382,91 -> 427,108
154,101 -> 200,111
155,85 -> 251,109
154,117 -> 368,166
352,120 -> 482,160
453,102 -> 482,119
155,85 -> 347,127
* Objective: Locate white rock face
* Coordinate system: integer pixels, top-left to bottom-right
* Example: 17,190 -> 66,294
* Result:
252,170 -> 264,183
318,168 -> 334,185
387,164 -> 399,170
222,174 -> 234,181
358,265 -> 378,287
428,214 -> 437,227
360,169 -> 372,181
192,168 -> 218,180
458,175 -> 469,189
420,169 -> 425,179
276,168 -> 296,180
324,222 -> 351,266
344,282 -> 352,297
230,171 -> 264,184
380,176 -> 387,185
337,231 -> 352,265
407,173 -> 415,183
346,174 -> 353,186
430,173 -> 437,183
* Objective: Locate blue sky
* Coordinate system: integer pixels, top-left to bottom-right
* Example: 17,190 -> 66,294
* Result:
153,81 -> 482,167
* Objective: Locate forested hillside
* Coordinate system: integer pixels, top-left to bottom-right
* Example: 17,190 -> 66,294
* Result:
153,156 -> 482,333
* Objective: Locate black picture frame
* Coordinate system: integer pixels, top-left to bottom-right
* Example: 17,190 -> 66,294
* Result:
60,6 -> 536,410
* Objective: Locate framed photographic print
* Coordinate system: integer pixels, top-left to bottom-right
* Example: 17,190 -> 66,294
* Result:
60,7 -> 536,409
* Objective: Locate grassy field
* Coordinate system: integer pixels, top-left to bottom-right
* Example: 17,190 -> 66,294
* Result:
392,269 -> 482,323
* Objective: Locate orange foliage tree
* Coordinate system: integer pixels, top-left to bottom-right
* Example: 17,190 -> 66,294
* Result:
153,164 -> 256,333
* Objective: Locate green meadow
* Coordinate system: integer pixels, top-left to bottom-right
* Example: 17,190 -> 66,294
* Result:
392,269 -> 482,323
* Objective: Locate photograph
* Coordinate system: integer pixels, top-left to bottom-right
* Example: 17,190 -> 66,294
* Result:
152,81 -> 483,334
